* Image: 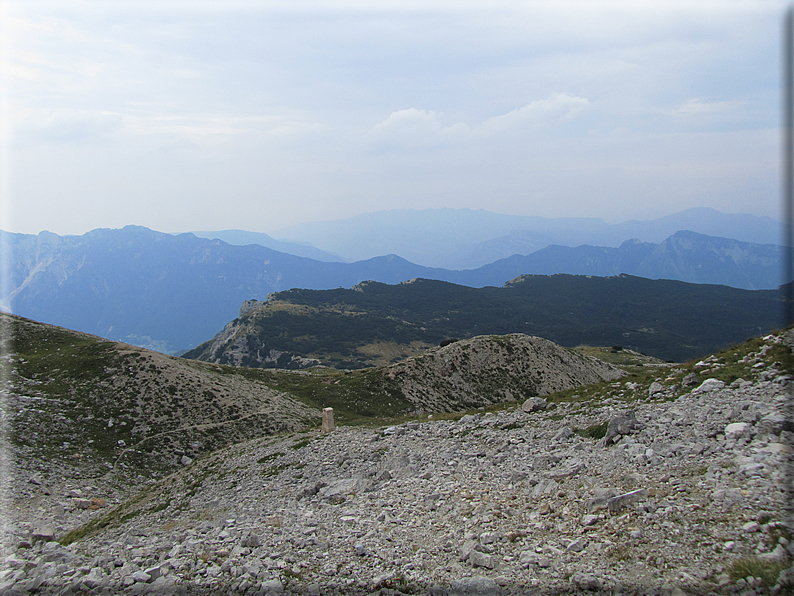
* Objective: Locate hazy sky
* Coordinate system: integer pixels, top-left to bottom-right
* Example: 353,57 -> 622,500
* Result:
0,0 -> 787,236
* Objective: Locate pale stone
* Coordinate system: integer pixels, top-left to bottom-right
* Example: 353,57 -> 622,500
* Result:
322,407 -> 335,433
581,514 -> 599,527
521,397 -> 547,413
694,379 -> 725,393
469,550 -> 495,569
725,422 -> 750,438
607,488 -> 648,513
130,570 -> 151,583
72,498 -> 91,509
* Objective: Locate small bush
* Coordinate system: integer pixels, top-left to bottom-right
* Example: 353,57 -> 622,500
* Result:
257,452 -> 285,464
727,556 -> 788,587
574,421 -> 608,440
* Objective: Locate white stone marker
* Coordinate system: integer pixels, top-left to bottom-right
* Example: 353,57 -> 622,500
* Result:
322,407 -> 335,433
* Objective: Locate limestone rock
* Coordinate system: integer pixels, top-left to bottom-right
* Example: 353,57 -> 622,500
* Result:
469,550 -> 495,569
521,397 -> 547,413
601,411 -> 643,445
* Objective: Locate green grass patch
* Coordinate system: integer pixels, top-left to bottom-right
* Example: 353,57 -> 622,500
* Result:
574,421 -> 609,440
262,463 -> 291,477
290,438 -> 312,450
257,452 -> 286,464
727,556 -> 788,587
59,488 -> 156,545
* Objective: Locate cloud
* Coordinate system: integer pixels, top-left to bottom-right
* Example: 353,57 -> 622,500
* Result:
368,93 -> 589,152
11,107 -> 327,150
477,93 -> 590,135
3,0 -> 784,235
368,108 -> 469,152
121,113 -> 324,140
673,98 -> 744,116
371,108 -> 442,142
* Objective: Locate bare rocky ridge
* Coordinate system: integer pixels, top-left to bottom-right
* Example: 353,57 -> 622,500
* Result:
197,297 -> 321,369
382,335 -> 626,413
1,330 -> 792,595
196,311 -> 322,370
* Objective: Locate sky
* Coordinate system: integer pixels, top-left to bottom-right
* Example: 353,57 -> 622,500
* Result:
0,0 -> 789,236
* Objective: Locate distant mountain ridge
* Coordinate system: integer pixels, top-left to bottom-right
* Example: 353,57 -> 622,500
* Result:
2,224 -> 785,354
2,226 -> 456,353
451,231 -> 782,290
270,207 -> 781,269
190,229 -> 347,263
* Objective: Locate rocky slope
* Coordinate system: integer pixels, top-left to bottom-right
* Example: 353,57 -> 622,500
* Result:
0,315 -> 638,546
1,312 -> 321,533
2,329 -> 792,595
380,335 -> 625,413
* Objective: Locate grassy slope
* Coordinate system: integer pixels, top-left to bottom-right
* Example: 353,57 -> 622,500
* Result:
5,311 -> 662,488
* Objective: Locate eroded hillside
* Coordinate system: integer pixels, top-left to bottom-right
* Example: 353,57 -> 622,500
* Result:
2,315 -> 633,538
381,334 -> 626,413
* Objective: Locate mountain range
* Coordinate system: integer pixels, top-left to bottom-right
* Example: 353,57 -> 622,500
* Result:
190,229 -> 345,263
266,207 -> 782,269
3,219 -> 786,354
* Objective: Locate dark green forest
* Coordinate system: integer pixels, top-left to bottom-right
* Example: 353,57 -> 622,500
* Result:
184,274 -> 787,368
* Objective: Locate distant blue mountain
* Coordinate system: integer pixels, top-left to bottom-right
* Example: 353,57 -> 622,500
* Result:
2,227 -> 449,353
190,229 -> 347,262
451,231 -> 782,290
271,207 -> 781,269
2,225 -> 785,354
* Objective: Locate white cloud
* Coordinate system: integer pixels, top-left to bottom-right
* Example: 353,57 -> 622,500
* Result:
477,93 -> 590,135
368,108 -> 454,151
373,108 -> 442,136
674,98 -> 744,116
2,0 -> 785,234
368,93 -> 589,152
120,113 -> 325,140
31,111 -> 123,144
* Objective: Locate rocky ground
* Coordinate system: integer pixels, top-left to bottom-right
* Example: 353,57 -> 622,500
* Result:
381,334 -> 625,414
1,333 -> 793,595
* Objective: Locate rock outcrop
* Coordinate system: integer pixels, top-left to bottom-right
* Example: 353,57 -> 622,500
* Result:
383,334 -> 626,413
